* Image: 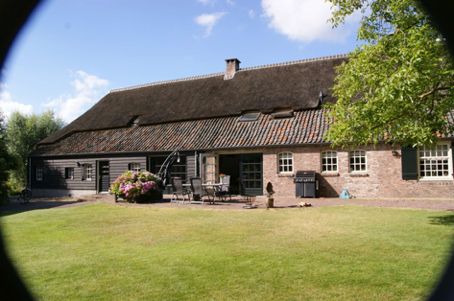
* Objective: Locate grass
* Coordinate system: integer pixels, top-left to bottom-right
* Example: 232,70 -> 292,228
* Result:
1,203 -> 454,300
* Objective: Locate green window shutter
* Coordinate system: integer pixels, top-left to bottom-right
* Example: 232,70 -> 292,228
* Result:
401,146 -> 418,180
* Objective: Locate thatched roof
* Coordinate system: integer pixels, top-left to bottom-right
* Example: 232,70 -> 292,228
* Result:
39,55 -> 347,145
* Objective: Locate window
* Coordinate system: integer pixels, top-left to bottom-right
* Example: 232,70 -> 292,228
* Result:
321,151 -> 338,172
278,152 -> 293,173
82,164 -> 93,181
129,115 -> 140,126
239,111 -> 260,122
65,167 -> 74,180
349,150 -> 367,172
271,108 -> 294,119
419,143 -> 452,179
36,168 -> 43,181
128,163 -> 141,172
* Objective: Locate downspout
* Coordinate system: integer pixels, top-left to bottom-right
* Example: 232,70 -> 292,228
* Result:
194,151 -> 198,177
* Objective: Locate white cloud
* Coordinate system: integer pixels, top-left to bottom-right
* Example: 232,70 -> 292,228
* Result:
261,0 -> 357,43
226,0 -> 235,5
0,84 -> 34,119
248,9 -> 256,19
44,71 -> 108,123
194,12 -> 226,37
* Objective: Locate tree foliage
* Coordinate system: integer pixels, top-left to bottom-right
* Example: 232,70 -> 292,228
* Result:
325,0 -> 454,147
0,112 -> 13,203
6,111 -> 64,192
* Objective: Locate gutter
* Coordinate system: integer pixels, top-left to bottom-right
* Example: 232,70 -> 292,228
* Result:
30,142 -> 332,158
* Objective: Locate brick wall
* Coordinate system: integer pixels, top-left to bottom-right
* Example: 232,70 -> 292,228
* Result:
262,145 -> 454,198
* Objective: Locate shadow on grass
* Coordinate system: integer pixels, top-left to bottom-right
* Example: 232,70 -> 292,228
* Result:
429,214 -> 454,226
0,199 -> 85,218
125,198 -> 172,204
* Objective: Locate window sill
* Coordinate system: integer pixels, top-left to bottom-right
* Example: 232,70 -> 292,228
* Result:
278,172 -> 294,177
418,177 -> 453,182
349,172 -> 369,177
321,172 -> 339,177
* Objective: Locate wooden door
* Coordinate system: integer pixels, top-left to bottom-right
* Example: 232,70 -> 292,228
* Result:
98,161 -> 110,193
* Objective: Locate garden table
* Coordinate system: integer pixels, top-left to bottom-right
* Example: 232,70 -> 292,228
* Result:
202,183 -> 225,202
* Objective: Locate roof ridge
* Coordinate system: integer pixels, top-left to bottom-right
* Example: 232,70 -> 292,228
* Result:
110,71 -> 224,93
239,53 -> 349,72
109,53 -> 349,93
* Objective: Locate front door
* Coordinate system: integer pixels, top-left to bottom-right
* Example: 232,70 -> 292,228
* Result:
98,161 -> 110,193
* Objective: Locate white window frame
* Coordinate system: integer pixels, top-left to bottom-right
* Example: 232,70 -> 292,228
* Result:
349,150 -> 367,173
128,163 -> 141,173
321,151 -> 338,173
36,168 -> 43,181
418,142 -> 452,180
278,152 -> 293,174
82,164 -> 93,181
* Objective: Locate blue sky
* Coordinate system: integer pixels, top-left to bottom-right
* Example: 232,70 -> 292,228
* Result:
0,0 -> 360,123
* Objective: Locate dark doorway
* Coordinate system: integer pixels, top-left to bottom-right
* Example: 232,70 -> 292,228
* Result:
219,153 -> 263,196
98,161 -> 110,193
219,155 -> 241,194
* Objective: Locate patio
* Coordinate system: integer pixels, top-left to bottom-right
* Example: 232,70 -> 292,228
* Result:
158,195 -> 454,211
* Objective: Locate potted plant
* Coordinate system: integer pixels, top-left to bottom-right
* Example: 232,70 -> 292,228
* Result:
265,182 -> 275,208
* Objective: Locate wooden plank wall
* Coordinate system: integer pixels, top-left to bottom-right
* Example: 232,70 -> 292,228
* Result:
109,157 -> 147,181
31,158 -> 97,190
31,156 -> 147,191
30,154 -> 203,192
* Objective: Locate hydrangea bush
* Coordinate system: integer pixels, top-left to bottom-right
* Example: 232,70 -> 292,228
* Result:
110,171 -> 162,202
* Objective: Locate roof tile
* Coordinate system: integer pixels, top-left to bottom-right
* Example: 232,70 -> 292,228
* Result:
34,109 -> 329,156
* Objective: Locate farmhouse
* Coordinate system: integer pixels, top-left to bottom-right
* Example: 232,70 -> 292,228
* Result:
31,55 -> 454,198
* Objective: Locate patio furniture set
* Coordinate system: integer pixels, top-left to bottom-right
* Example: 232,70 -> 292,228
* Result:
169,175 -> 232,205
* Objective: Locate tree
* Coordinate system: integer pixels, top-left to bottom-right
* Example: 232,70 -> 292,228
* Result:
0,112 -> 13,203
325,0 -> 454,147
6,111 -> 64,192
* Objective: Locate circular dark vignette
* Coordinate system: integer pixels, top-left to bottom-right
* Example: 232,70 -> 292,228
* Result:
0,2 -> 41,300
0,1 -> 453,300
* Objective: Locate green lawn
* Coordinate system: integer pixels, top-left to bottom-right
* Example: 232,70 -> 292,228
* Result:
1,203 -> 454,300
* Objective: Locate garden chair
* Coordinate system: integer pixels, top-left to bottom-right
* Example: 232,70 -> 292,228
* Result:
218,175 -> 231,201
240,181 -> 255,206
171,177 -> 190,203
190,177 -> 213,204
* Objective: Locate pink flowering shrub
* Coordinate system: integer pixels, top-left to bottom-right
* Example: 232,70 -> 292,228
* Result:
110,171 -> 161,202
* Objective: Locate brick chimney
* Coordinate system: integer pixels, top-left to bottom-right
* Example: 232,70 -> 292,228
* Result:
224,58 -> 241,80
